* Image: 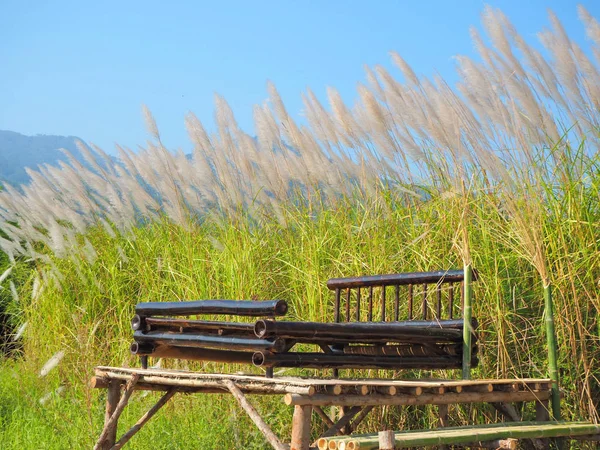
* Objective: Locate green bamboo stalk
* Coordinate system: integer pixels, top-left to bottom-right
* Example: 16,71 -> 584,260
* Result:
333,422 -> 600,449
326,421 -> 544,449
462,263 -> 473,380
544,283 -> 561,420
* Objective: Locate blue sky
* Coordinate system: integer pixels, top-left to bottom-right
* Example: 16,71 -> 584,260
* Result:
1,1 -> 599,155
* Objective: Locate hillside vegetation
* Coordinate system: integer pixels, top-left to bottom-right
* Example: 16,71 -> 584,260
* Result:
1,6 -> 599,449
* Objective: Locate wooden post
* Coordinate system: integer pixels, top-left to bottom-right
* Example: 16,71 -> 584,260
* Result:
290,405 -> 312,450
100,381 -> 120,450
378,430 -> 395,450
462,264 -> 473,380
536,398 -> 551,422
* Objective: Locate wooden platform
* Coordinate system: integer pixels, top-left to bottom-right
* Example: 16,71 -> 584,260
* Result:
91,366 -> 564,450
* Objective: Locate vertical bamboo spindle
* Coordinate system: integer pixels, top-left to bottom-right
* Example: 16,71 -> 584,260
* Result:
544,284 -> 561,420
345,289 -> 351,322
394,285 -> 400,321
408,285 -> 413,319
368,287 -> 374,321
334,289 -> 341,323
462,264 -> 473,380
381,287 -> 386,321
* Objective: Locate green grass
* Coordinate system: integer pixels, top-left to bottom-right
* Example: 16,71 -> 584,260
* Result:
1,186 -> 599,448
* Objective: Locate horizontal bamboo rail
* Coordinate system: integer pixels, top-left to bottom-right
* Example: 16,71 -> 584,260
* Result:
284,390 -> 551,407
134,299 -> 288,317
130,343 -> 254,364
254,319 -> 469,342
253,351 -> 469,370
326,269 -> 477,289
132,316 -> 256,334
133,330 -> 287,352
326,421 -> 600,449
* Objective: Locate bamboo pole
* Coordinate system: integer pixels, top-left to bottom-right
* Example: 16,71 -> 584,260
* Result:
284,389 -> 551,407
378,431 -> 395,450
110,389 -> 176,449
253,351 -> 466,370
135,299 -> 288,317
223,380 -> 287,450
133,330 -> 287,352
328,422 -> 600,450
290,405 -> 313,450
100,381 -> 120,450
462,264 -> 473,380
94,369 -> 316,395
543,284 -> 561,420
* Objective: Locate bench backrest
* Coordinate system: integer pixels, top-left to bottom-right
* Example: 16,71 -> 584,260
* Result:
326,269 -> 477,323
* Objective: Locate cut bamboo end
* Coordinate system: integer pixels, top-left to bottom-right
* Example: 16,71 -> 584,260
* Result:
360,385 -> 371,395
326,385 -> 343,395
328,440 -> 339,449
90,376 -> 109,389
316,437 -> 328,450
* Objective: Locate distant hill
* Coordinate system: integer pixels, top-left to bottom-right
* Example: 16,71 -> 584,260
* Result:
0,130 -> 86,187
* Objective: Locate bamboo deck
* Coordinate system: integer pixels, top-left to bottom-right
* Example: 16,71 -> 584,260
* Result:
92,366 -> 598,450
93,366 -> 552,400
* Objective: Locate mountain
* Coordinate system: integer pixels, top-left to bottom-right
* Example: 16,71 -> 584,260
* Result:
0,130 -> 85,187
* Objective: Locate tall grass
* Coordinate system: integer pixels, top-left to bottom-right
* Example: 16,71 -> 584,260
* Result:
1,5 -> 600,449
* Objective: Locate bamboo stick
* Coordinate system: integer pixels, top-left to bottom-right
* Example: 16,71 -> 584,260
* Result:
326,270 -> 473,290
135,299 -> 288,317
253,351 -> 466,370
110,389 -> 176,449
544,284 -> 561,420
254,319 -> 468,342
462,263 -> 473,380
133,330 -> 287,352
284,390 -> 551,407
130,343 -> 254,364
332,422 -> 600,449
132,316 -> 256,335
94,369 -> 316,395
224,380 -> 287,450
290,405 -> 313,450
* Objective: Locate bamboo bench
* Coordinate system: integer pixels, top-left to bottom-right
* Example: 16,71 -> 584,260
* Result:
130,269 -> 478,378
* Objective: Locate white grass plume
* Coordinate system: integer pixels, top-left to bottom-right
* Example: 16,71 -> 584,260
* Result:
39,350 -> 66,377
0,6 -> 597,268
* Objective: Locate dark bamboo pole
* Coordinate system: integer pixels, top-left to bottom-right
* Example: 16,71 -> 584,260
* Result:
254,319 -> 466,341
462,264 -> 473,380
132,316 -> 256,334
544,284 -> 561,420
130,343 -> 255,364
133,330 -> 287,352
134,299 -> 288,317
394,285 -> 400,321
252,351 -> 466,370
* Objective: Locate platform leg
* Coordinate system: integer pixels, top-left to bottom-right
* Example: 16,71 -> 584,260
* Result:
291,405 -> 312,450
438,404 -> 449,450
100,381 -> 120,450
